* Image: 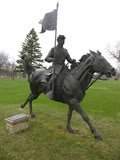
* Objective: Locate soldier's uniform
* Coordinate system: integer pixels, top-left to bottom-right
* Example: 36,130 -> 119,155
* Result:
45,35 -> 75,98
45,45 -> 74,76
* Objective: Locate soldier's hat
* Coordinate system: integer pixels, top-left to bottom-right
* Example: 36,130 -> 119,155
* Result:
57,35 -> 66,41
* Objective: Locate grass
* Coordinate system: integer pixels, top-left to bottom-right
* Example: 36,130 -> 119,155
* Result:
0,79 -> 120,160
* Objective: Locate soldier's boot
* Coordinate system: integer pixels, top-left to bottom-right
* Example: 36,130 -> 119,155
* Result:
46,90 -> 53,99
46,79 -> 54,99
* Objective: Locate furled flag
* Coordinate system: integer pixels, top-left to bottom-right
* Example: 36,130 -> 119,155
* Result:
39,9 -> 57,33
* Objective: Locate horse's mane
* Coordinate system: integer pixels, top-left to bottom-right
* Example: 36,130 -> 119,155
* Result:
70,53 -> 91,71
78,53 -> 91,63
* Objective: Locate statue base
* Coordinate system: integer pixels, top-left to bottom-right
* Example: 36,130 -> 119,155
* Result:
5,114 -> 28,134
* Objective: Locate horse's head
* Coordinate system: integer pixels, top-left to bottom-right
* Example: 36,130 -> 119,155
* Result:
89,50 -> 116,77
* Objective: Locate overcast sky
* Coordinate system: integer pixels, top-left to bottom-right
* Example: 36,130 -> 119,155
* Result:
0,0 -> 120,67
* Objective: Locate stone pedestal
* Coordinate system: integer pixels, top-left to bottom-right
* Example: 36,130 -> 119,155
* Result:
5,114 -> 28,134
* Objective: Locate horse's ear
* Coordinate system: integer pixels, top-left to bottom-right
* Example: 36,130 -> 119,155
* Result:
97,50 -> 101,55
89,50 -> 96,55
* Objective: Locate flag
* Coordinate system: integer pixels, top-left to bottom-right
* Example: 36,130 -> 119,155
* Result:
39,9 -> 57,33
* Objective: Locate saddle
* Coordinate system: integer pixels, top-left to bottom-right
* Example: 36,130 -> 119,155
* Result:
42,64 -> 69,100
43,65 -> 69,84
41,66 -> 53,83
45,66 -> 53,76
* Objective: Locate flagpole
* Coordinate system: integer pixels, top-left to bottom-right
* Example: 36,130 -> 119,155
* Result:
54,2 -> 59,47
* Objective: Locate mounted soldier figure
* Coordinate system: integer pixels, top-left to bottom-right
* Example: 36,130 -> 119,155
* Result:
45,35 -> 76,99
20,1 -> 116,140
21,49 -> 116,140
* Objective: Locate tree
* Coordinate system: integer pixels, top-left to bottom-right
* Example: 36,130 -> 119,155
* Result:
0,51 -> 9,70
9,61 -> 17,79
107,41 -> 120,77
0,51 -> 10,77
107,41 -> 120,63
16,28 -> 43,74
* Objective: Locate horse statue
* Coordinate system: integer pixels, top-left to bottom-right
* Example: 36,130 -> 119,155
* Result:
20,50 -> 116,140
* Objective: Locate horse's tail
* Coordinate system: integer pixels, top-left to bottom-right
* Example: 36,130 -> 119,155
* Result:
21,55 -> 35,76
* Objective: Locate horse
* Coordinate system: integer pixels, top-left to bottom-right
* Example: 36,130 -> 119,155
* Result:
20,50 -> 116,140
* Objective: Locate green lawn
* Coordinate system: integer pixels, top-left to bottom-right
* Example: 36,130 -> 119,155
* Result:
0,79 -> 120,160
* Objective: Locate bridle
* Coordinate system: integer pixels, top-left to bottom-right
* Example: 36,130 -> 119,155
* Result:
85,54 -> 103,90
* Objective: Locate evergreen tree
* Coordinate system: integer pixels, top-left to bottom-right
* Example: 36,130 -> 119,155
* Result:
16,28 -> 43,74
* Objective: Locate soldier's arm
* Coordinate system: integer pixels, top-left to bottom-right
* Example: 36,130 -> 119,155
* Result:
45,48 -> 55,63
65,49 -> 76,64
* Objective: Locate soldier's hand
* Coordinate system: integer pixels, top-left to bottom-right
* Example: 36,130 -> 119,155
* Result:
72,59 -> 76,63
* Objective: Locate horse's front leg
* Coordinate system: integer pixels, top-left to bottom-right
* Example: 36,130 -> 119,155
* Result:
66,106 -> 74,133
68,99 -> 102,140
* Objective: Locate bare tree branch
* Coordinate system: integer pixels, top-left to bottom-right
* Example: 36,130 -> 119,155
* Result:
107,42 -> 120,62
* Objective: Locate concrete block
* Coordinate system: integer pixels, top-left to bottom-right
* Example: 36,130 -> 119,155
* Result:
5,114 -> 28,134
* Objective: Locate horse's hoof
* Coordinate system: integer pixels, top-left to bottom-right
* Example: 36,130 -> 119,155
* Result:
21,104 -> 24,109
94,134 -> 103,140
30,114 -> 35,118
67,127 -> 75,134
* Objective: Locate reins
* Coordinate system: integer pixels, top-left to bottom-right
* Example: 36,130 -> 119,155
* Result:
66,54 -> 103,90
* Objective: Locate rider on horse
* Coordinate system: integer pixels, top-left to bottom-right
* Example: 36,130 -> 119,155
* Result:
45,35 -> 76,99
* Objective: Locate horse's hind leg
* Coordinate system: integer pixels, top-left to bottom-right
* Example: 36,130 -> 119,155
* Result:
68,99 -> 102,140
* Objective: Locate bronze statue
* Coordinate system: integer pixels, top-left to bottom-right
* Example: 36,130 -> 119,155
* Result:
21,50 -> 116,140
45,35 -> 76,98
